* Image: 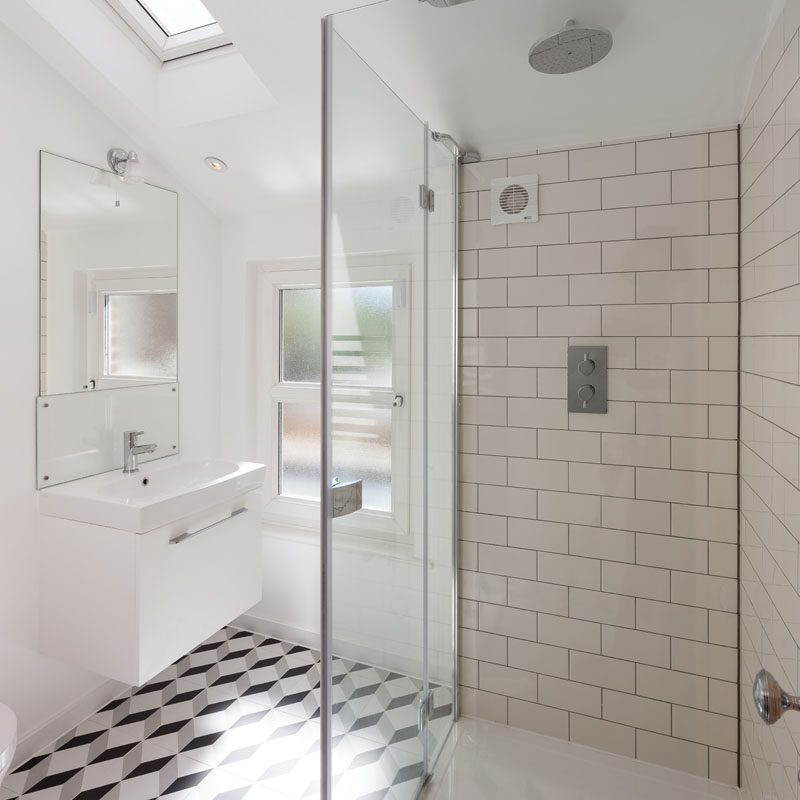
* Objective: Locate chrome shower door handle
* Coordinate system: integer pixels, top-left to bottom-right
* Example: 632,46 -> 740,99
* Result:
753,669 -> 800,725
331,479 -> 363,518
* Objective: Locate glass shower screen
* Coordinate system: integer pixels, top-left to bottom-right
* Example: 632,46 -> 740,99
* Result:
321,15 -> 457,800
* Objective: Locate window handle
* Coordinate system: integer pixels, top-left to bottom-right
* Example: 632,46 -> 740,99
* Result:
331,479 -> 362,518
393,394 -> 405,408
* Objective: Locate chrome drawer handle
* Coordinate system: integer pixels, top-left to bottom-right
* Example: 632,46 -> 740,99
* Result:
170,507 -> 248,545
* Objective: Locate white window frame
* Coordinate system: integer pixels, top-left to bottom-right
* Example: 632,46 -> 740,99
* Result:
105,0 -> 231,61
258,264 -> 411,544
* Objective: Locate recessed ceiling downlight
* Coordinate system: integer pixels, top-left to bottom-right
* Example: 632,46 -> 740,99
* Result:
205,157 -> 228,172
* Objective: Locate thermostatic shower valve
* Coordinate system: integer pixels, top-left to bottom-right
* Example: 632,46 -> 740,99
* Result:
568,345 -> 607,414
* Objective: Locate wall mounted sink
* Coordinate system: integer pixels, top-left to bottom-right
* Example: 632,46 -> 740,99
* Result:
39,456 -> 266,684
38,457 -> 266,533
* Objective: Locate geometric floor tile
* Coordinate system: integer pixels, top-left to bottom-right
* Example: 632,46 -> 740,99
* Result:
2,628 -> 454,800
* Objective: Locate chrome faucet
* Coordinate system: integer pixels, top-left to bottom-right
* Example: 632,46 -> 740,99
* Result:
123,430 -> 157,474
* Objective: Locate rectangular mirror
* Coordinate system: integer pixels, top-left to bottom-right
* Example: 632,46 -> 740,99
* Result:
38,151 -> 179,487
40,151 -> 178,395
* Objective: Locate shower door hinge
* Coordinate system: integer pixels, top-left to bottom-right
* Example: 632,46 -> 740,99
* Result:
419,184 -> 435,212
417,689 -> 434,732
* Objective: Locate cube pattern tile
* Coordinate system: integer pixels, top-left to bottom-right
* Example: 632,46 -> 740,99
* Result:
739,2 -> 800,798
1,627 -> 453,800
458,125 -> 739,782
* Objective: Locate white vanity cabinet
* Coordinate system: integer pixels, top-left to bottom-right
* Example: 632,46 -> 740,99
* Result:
40,492 -> 262,686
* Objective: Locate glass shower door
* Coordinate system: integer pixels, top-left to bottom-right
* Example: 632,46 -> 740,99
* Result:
322,15 -> 457,800
323,19 -> 427,800
424,134 -> 458,772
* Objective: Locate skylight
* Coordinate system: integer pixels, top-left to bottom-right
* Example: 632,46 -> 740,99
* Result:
138,0 -> 216,37
107,0 -> 231,61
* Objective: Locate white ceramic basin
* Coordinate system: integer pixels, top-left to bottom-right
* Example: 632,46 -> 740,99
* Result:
38,457 -> 266,533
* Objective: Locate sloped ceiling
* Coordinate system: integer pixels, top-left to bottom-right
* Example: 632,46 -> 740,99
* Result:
331,0 -> 780,156
2,0 -> 780,218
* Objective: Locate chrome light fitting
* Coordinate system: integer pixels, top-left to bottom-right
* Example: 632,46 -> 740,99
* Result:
107,148 -> 144,184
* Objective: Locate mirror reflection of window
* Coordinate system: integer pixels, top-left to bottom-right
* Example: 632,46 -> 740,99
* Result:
39,151 -> 177,396
103,292 -> 177,380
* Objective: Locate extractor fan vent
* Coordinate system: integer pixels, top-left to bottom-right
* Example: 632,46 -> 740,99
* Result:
491,174 -> 539,225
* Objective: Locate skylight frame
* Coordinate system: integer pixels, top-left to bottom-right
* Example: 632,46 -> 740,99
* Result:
106,0 -> 232,62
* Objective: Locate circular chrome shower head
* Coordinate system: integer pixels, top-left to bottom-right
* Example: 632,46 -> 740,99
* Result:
420,0 -> 475,6
529,19 -> 613,75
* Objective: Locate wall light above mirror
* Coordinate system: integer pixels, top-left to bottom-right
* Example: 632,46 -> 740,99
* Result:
40,151 -> 178,397
106,148 -> 144,184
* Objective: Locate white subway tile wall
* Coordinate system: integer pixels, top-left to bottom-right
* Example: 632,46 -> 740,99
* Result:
458,127 -> 739,783
739,2 -> 800,799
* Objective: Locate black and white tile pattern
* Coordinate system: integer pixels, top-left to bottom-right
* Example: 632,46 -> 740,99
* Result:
2,628 -> 452,800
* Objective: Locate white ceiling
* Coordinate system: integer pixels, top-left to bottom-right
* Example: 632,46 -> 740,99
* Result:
2,0 -> 781,218
332,0 -> 780,156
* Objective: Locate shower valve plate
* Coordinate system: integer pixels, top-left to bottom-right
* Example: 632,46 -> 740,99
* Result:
568,345 -> 607,414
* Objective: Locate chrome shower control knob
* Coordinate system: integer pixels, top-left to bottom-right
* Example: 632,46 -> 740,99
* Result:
578,354 -> 595,376
567,345 -> 607,414
577,384 -> 595,407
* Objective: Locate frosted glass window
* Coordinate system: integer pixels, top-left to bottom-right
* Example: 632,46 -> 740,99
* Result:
279,401 -> 391,512
332,403 -> 391,511
333,286 -> 393,387
104,292 -> 177,379
281,289 -> 321,383
278,282 -> 394,512
279,402 -> 321,501
138,0 -> 215,35
281,285 -> 393,387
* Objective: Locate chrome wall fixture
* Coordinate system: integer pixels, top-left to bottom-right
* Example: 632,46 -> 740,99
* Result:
568,345 -> 607,414
418,0 -> 476,7
529,19 -> 613,75
431,131 -> 480,164
106,148 -> 143,184
753,669 -> 800,725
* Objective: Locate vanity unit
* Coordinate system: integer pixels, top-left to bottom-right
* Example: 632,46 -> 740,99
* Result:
36,152 -> 265,686
39,458 -> 265,685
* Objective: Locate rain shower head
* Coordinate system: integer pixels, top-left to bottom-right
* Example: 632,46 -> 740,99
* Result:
419,0 -> 475,7
529,19 -> 613,74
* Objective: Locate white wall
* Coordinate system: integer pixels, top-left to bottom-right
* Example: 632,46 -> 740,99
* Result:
0,21 -> 222,759
221,209 -> 321,642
